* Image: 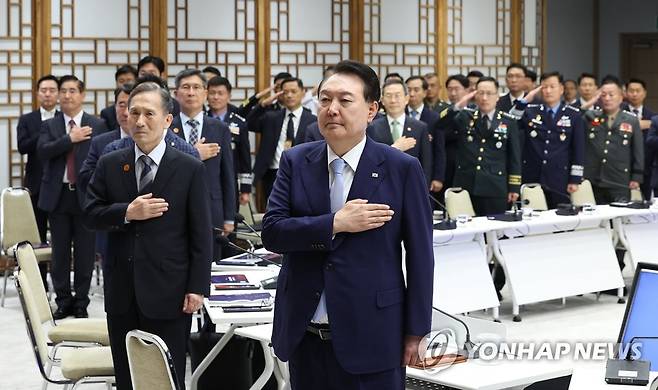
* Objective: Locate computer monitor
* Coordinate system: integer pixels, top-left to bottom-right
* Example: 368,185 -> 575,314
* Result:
617,262 -> 658,366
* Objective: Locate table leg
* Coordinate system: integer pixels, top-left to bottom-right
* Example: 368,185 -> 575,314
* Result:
249,340 -> 275,390
190,324 -> 237,390
492,306 -> 500,322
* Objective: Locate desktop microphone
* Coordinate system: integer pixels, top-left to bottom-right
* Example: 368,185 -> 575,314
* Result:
431,306 -> 479,359
428,194 -> 457,230
234,213 -> 262,237
528,185 -> 581,215
214,227 -> 255,251
215,235 -> 280,289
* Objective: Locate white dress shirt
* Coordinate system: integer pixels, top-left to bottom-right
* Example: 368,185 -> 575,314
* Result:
134,131 -> 167,184
40,107 -> 56,121
271,105 -> 304,170
180,111 -> 205,143
311,135 -> 367,324
409,104 -> 424,119
62,110 -> 84,183
629,105 -> 643,118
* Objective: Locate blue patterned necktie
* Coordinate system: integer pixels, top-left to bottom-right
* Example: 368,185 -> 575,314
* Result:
330,158 -> 346,213
187,119 -> 199,145
138,155 -> 155,192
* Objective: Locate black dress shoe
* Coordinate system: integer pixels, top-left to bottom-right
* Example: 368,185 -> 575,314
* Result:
74,308 -> 88,318
53,306 -> 72,320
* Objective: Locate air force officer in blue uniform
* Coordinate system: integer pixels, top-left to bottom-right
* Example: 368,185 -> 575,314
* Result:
262,60 -> 434,390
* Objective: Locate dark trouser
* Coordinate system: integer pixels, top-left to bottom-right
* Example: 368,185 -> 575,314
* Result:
261,169 -> 278,203
30,192 -> 49,291
641,173 -> 653,200
472,196 -> 508,296
471,196 -> 508,216
107,295 -> 191,390
49,185 -> 95,310
289,332 -> 405,390
545,190 -> 570,210
592,185 -> 630,204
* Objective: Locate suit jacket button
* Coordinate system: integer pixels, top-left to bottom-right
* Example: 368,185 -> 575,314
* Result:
326,263 -> 333,270
315,292 -> 321,298
127,256 -> 132,262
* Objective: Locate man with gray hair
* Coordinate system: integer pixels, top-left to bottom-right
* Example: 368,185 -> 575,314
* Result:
172,68 -> 236,260
86,81 -> 212,389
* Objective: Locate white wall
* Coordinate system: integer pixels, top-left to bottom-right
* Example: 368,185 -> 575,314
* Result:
598,0 -> 658,78
545,0 -> 594,81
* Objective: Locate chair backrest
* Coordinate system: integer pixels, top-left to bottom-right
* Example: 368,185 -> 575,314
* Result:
631,188 -> 643,202
444,188 -> 475,218
16,270 -> 50,367
15,242 -> 52,323
126,330 -> 180,390
1,187 -> 42,252
570,179 -> 596,206
520,183 -> 548,211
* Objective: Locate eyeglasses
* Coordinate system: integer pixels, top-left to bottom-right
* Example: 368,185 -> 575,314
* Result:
179,84 -> 205,92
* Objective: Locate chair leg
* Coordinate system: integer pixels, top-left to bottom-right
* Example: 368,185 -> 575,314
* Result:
42,359 -> 53,390
1,267 -> 10,307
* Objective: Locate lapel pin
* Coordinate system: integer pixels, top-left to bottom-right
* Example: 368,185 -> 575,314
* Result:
371,173 -> 379,178
173,127 -> 180,133
123,164 -> 130,172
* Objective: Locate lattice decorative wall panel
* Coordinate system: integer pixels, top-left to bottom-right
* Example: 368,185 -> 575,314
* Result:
521,0 -> 542,76
1,0 -> 33,187
447,0 -> 511,88
363,0 -> 436,81
51,0 -> 150,115
167,0 -> 256,104
270,0 -> 349,90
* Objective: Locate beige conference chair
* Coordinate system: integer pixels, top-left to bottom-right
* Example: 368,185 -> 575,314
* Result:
126,330 -> 181,390
630,188 -> 643,202
520,183 -> 548,211
15,269 -> 114,389
1,186 -> 52,307
570,179 -> 596,206
15,242 -> 110,390
444,187 -> 476,219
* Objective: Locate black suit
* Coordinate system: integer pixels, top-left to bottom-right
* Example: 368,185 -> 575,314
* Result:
367,116 -> 433,183
17,110 -> 51,243
171,116 -> 235,260
100,105 -> 118,131
85,144 -> 212,390
496,92 -> 525,113
247,105 -> 317,199
37,112 -> 106,311
416,106 -> 446,184
17,109 -> 54,290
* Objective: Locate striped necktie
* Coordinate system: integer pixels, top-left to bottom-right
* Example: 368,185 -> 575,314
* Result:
138,155 -> 155,192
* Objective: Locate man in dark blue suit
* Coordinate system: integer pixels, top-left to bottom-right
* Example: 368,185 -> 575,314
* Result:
368,79 -> 433,183
172,69 -> 235,260
247,77 -> 317,200
644,116 -> 658,195
16,74 -> 59,288
496,63 -> 527,112
99,65 -> 137,131
263,60 -> 433,390
37,75 -> 107,319
623,78 -> 655,200
206,76 -> 253,205
85,81 -> 211,389
406,75 -> 446,194
514,72 -> 585,208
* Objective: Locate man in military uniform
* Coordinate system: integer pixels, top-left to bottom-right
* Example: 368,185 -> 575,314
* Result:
207,76 -> 252,205
513,72 -> 585,208
450,76 -> 522,216
424,72 -> 451,113
583,76 -> 644,203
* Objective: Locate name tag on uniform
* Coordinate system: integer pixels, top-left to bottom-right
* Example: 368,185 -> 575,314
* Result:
229,124 -> 240,135
620,122 -> 633,133
557,116 -> 571,127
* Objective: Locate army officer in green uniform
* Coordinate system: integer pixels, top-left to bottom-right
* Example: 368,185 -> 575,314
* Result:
582,76 -> 643,203
448,76 -> 522,216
